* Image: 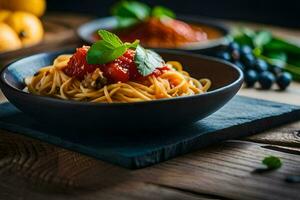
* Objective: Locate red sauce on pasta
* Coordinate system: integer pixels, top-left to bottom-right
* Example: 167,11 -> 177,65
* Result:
64,46 -> 169,83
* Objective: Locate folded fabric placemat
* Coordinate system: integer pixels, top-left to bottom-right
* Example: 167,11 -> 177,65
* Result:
0,96 -> 299,169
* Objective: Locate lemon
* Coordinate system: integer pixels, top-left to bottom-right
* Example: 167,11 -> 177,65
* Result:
5,11 -> 44,47
0,0 -> 46,17
0,10 -> 11,22
0,22 -> 22,52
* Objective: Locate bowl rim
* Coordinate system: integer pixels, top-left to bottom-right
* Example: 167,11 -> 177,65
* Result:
76,15 -> 230,50
0,49 -> 243,107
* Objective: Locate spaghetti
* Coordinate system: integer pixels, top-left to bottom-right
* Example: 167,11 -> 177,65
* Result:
25,55 -> 211,103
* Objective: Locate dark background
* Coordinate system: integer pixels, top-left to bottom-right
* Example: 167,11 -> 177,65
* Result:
47,0 -> 300,28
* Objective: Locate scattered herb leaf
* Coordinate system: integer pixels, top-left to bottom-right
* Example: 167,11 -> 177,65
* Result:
134,45 -> 165,76
264,38 -> 300,55
232,27 -> 300,81
254,31 -> 272,48
266,51 -> 287,62
152,6 -> 176,19
262,156 -> 282,170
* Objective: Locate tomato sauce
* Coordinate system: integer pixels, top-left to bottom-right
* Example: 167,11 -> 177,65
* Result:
64,47 -> 169,83
93,18 -> 223,48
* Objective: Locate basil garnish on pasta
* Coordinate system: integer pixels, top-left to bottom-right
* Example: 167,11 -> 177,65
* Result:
134,45 -> 165,76
87,30 -> 164,77
87,30 -> 139,64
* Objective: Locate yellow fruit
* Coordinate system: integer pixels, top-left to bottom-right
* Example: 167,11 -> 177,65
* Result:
5,11 -> 44,47
0,22 -> 22,52
0,10 -> 11,22
0,0 -> 46,17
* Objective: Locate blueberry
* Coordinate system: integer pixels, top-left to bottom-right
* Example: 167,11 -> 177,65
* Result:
216,51 -> 231,61
228,42 -> 240,52
240,45 -> 252,55
241,54 -> 256,69
254,59 -> 269,72
258,71 -> 276,89
231,49 -> 240,61
244,69 -> 258,87
277,72 -> 292,90
270,65 -> 283,77
234,61 -> 245,72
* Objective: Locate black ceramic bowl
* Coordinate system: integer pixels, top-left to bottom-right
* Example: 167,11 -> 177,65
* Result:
77,16 -> 229,53
0,50 -> 243,130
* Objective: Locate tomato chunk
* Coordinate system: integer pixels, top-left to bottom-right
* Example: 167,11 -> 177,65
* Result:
64,46 -> 100,80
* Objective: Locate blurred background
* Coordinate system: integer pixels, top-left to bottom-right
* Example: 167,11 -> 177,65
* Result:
47,0 -> 300,28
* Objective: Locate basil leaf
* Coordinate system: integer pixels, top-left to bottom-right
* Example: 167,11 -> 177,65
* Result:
254,31 -> 272,48
125,39 -> 140,49
87,30 -> 140,65
98,30 -> 123,47
266,51 -> 287,62
111,0 -> 150,21
134,45 -> 165,76
262,156 -> 282,170
264,38 -> 300,55
87,40 -> 127,64
116,16 -> 139,28
233,27 -> 255,46
152,6 -> 176,18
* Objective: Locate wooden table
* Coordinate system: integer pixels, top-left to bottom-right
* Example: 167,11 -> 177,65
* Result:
0,14 -> 299,200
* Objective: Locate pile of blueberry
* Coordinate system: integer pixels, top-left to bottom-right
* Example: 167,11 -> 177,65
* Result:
215,42 -> 292,90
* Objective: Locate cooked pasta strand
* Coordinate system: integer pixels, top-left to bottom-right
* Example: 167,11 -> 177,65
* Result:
25,56 -> 211,103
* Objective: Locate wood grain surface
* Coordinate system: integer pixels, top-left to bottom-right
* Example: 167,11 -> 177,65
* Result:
0,14 -> 299,200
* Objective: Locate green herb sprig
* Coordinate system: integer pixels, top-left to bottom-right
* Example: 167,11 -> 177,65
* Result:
232,27 -> 300,81
111,0 -> 176,28
87,30 -> 139,64
87,30 -> 165,76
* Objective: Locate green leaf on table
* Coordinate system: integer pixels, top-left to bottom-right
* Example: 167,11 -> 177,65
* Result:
232,27 -> 256,46
111,0 -> 151,21
264,38 -> 300,55
253,31 -> 272,48
262,156 -> 282,170
266,51 -> 287,62
152,6 -> 176,19
134,45 -> 165,76
288,59 -> 300,67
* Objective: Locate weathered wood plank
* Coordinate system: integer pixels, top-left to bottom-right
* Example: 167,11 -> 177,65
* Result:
246,121 -> 300,147
0,91 -> 5,104
238,82 -> 300,106
0,130 -> 299,200
135,142 -> 300,200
